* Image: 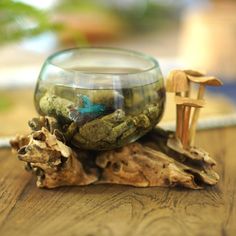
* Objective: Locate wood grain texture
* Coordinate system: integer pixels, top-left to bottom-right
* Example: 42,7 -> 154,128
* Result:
0,127 -> 236,236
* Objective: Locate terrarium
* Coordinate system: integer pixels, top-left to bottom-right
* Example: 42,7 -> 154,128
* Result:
11,50 -> 221,188
34,48 -> 165,150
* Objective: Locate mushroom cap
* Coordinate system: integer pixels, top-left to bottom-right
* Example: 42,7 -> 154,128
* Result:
166,70 -> 189,93
184,69 -> 205,77
175,96 -> 205,108
187,75 -> 223,86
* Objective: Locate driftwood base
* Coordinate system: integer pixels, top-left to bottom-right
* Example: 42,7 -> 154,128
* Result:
10,117 -> 219,189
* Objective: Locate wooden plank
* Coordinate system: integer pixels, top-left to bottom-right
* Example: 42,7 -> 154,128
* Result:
0,128 -> 235,236
0,149 -> 31,228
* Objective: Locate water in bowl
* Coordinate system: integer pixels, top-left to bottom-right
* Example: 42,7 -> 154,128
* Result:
34,66 -> 165,150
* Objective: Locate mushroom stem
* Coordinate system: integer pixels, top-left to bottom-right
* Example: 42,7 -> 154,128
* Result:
185,80 -> 191,97
189,84 -> 205,146
176,92 -> 183,140
182,106 -> 191,149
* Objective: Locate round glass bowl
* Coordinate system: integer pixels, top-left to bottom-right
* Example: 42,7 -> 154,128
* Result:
34,48 -> 165,150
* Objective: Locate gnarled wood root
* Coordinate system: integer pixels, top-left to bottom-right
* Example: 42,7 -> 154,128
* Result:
10,126 -> 98,188
10,116 -> 219,189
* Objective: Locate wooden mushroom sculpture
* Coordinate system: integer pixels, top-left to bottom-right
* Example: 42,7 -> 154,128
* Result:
186,73 -> 223,147
166,70 -> 189,140
175,96 -> 205,148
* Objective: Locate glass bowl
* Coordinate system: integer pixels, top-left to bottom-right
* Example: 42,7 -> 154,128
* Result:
34,47 -> 165,150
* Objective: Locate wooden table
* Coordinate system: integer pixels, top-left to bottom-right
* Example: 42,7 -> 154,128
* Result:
0,127 -> 236,236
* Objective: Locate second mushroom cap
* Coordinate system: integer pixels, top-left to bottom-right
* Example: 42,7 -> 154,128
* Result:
187,75 -> 223,86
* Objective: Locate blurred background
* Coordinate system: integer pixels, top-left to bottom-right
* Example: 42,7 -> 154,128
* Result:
0,0 -> 236,140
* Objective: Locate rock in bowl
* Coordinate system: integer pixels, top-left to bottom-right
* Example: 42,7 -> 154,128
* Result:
34,47 -> 165,150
